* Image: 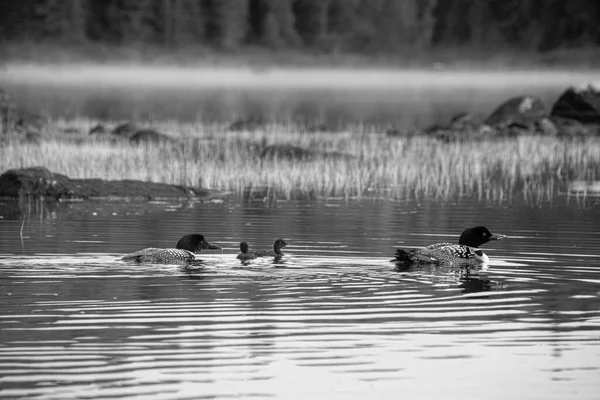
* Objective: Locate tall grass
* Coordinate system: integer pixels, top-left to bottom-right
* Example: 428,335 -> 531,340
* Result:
1,119 -> 599,204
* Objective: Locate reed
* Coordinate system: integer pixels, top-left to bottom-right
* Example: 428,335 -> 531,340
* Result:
1,119 -> 599,203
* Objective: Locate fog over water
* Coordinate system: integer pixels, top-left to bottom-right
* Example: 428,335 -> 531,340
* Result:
2,64 -> 598,126
3,64 -> 598,89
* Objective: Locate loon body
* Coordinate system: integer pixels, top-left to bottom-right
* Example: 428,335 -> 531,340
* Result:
394,226 -> 504,266
254,238 -> 288,258
121,234 -> 220,264
237,241 -> 257,261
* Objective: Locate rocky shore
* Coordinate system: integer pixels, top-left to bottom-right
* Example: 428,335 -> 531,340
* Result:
0,167 -> 223,201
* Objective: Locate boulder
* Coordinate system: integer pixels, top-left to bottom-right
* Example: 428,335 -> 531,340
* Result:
0,167 -> 221,200
226,114 -> 269,132
423,112 -> 495,141
550,116 -> 599,137
259,144 -> 352,161
129,128 -> 173,144
485,95 -> 546,128
89,123 -> 107,135
112,121 -> 138,137
551,83 -> 600,124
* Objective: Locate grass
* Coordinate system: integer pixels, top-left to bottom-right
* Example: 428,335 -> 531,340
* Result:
1,119 -> 599,204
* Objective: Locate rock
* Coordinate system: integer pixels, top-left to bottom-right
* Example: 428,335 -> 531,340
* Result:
0,167 -> 222,201
550,116 -> 598,137
61,127 -> 80,134
551,83 -> 600,124
485,95 -> 546,128
535,117 -> 559,136
226,115 -> 269,132
129,128 -> 173,144
259,144 -> 352,161
0,167 -> 74,199
89,124 -> 107,135
260,144 -> 314,160
423,112 -> 496,141
112,121 -> 138,137
24,131 -> 42,144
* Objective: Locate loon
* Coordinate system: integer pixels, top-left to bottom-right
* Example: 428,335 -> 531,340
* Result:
237,241 -> 257,261
254,238 -> 288,257
394,226 -> 505,266
121,234 -> 221,263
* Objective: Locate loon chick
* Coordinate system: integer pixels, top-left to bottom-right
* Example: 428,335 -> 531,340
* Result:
394,226 -> 505,266
121,234 -> 221,264
237,241 -> 257,261
254,238 -> 288,257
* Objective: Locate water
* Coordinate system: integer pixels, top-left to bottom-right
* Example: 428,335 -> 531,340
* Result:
2,66 -> 600,398
2,66 -> 599,127
1,197 -> 600,399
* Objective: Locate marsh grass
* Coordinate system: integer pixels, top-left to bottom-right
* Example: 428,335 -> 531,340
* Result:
1,118 -> 599,204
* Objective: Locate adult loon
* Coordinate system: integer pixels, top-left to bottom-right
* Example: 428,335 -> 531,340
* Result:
121,234 -> 221,263
254,238 -> 288,257
237,241 -> 257,261
394,226 -> 505,266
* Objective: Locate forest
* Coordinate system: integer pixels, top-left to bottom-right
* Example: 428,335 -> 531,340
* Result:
0,0 -> 598,55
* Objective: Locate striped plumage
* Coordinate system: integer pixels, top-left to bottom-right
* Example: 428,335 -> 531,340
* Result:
121,234 -> 220,264
394,226 -> 504,266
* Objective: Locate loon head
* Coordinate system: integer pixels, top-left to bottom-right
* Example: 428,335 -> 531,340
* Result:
176,234 -> 221,253
458,226 -> 505,248
273,238 -> 288,254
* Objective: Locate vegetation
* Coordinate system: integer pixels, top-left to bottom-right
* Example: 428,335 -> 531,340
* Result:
0,1 -> 598,65
1,120 -> 599,205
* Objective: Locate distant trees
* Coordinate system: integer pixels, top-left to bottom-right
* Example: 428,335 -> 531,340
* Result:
0,0 -> 597,52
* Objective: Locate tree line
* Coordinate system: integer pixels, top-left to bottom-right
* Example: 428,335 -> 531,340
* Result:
0,0 -> 598,53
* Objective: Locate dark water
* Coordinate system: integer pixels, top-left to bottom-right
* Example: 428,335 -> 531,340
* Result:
2,67 -> 599,128
1,197 -> 600,399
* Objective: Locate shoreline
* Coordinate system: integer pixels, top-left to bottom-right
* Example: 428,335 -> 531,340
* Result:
1,122 -> 599,204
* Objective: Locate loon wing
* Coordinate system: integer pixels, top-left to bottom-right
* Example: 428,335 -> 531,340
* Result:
121,247 -> 160,261
395,243 -> 474,264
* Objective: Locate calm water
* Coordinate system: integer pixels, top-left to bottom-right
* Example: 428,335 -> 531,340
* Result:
1,196 -> 600,399
2,66 -> 599,127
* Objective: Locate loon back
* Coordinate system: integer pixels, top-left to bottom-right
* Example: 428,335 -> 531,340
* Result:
395,243 -> 478,265
121,234 -> 220,264
121,248 -> 196,263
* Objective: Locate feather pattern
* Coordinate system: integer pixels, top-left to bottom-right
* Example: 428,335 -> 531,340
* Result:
394,227 -> 504,266
121,234 -> 220,264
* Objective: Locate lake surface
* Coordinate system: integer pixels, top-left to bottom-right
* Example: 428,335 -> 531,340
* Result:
1,66 -> 599,128
1,196 -> 599,399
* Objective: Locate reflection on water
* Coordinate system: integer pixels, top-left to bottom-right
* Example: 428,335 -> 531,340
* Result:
1,197 -> 599,399
2,67 -> 598,127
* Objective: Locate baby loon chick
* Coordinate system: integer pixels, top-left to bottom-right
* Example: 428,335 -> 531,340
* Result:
254,238 -> 288,257
394,226 -> 505,266
121,234 -> 221,264
237,241 -> 257,261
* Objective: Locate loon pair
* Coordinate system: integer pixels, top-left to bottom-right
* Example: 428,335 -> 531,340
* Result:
121,235 -> 287,264
121,226 -> 504,266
